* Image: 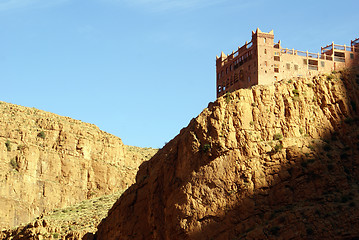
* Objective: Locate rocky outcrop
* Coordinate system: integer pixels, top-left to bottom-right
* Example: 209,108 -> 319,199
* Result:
0,103 -> 156,230
97,68 -> 359,239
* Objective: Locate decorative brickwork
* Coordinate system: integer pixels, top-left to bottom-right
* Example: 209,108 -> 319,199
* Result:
216,28 -> 359,97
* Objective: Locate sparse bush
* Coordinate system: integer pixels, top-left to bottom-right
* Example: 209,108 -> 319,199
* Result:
53,233 -> 59,239
299,128 -> 304,135
327,74 -> 335,81
10,158 -> 18,170
292,89 -> 299,97
224,92 -> 232,103
306,227 -> 314,235
273,133 -> 283,141
202,143 -> 211,153
250,121 -> 254,126
274,143 -> 283,153
307,83 -> 313,88
323,144 -> 332,152
350,100 -> 357,112
301,161 -> 308,168
287,80 -> 292,84
37,131 -> 46,139
344,118 -> 354,124
251,103 -> 256,107
5,140 -> 11,152
269,226 -> 280,236
308,144 -> 315,151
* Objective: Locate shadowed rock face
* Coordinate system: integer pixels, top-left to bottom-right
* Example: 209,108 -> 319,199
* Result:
97,68 -> 359,239
0,103 -> 148,230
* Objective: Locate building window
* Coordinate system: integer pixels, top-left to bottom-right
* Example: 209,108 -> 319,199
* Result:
265,61 -> 268,66
248,76 -> 251,82
303,59 -> 307,65
274,56 -> 280,61
286,63 -> 290,70
321,61 -> 325,67
350,53 -> 354,59
274,52 -> 279,56
226,68 -> 228,74
218,85 -> 221,93
274,64 -> 279,73
294,64 -> 298,70
274,76 -> 278,81
264,49 -> 267,54
264,38 -> 266,43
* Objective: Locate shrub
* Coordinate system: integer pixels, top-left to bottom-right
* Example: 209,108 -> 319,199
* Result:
287,80 -> 292,84
53,233 -> 59,239
292,89 -> 299,96
250,121 -> 254,126
37,131 -> 46,139
5,140 -> 11,152
299,128 -> 304,135
10,158 -> 18,170
274,143 -> 283,152
307,83 -> 313,88
323,144 -> 332,152
273,133 -> 283,141
327,74 -> 335,81
269,226 -> 280,236
224,92 -> 232,103
202,143 -> 211,153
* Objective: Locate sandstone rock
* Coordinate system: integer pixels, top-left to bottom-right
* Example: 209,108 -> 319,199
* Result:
0,102 -> 156,230
96,68 -> 359,239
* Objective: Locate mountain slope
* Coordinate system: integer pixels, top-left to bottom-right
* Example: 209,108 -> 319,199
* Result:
0,102 -> 156,230
96,68 -> 359,239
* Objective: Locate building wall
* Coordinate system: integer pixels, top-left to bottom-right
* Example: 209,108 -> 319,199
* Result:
216,29 -> 359,98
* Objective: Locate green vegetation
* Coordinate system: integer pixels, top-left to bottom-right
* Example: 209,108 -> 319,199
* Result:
202,143 -> 211,153
292,89 -> 299,97
224,92 -> 232,103
273,133 -> 283,141
10,158 -> 18,170
274,143 -> 283,153
37,131 -> 46,139
299,128 -> 304,135
5,140 -> 11,151
306,83 -> 313,88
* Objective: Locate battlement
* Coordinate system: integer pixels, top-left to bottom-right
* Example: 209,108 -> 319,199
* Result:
216,29 -> 359,97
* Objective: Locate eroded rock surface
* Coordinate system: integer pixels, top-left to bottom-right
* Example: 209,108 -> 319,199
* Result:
97,69 -> 359,239
0,103 -> 155,230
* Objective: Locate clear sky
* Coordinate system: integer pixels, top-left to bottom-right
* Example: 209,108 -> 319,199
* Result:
0,0 -> 358,148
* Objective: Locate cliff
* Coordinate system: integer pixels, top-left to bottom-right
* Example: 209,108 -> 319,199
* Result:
0,102 -> 156,230
96,68 -> 359,239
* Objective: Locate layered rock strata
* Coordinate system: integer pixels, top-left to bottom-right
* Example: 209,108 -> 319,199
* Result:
97,68 -> 359,239
0,102 -> 152,230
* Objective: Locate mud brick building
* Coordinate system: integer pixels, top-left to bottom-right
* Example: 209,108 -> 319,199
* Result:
216,28 -> 359,97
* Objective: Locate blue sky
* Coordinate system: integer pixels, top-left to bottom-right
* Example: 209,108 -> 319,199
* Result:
0,0 -> 358,148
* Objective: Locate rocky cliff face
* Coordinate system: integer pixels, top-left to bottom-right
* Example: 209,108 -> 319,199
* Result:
0,103 -> 153,230
97,68 -> 359,239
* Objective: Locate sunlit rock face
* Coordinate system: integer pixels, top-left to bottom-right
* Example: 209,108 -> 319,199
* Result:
97,68 -> 359,240
0,102 -> 147,230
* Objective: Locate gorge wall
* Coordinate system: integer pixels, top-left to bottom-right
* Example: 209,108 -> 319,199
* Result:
97,68 -> 359,239
0,102 -> 154,230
